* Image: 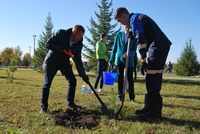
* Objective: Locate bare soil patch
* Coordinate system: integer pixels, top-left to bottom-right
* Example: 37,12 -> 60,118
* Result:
50,108 -> 100,129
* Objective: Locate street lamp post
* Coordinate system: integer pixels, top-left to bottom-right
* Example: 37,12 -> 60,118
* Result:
33,35 -> 37,55
29,46 -> 31,56
29,46 -> 31,66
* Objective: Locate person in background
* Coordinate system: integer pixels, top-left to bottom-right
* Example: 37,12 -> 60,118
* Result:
167,61 -> 173,74
109,26 -> 137,102
40,25 -> 89,113
114,7 -> 172,120
94,33 -> 109,93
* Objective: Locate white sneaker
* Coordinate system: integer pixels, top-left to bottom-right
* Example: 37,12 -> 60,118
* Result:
98,88 -> 106,93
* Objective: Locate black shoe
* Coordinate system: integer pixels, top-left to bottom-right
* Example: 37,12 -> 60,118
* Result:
68,103 -> 83,110
138,112 -> 162,121
135,107 -> 149,115
136,94 -> 149,115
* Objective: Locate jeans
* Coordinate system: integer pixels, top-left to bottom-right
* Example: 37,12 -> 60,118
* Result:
41,66 -> 77,109
118,62 -> 135,100
94,59 -> 108,89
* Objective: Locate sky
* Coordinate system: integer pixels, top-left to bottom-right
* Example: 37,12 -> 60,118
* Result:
0,0 -> 200,63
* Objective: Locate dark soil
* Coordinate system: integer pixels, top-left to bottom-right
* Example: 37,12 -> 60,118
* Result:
50,108 -> 100,129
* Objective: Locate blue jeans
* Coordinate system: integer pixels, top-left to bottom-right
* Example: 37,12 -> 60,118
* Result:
41,66 -> 77,109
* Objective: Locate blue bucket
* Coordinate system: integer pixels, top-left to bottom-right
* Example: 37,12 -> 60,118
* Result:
103,71 -> 117,85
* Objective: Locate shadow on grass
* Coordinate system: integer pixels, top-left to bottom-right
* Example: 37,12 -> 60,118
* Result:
162,94 -> 200,100
164,103 -> 200,111
121,115 -> 200,129
0,76 -> 7,79
135,78 -> 200,86
0,76 -> 30,82
162,117 -> 200,129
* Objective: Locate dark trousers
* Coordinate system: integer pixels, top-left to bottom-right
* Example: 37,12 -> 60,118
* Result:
41,66 -> 76,109
118,62 -> 135,100
94,59 -> 108,89
146,73 -> 162,98
146,43 -> 170,98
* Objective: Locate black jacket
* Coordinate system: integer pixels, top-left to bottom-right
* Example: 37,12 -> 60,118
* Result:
43,28 -> 85,76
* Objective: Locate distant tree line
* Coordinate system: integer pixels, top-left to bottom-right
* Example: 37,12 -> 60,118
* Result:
0,46 -> 31,67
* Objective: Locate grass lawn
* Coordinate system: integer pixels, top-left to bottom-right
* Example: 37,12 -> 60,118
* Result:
0,69 -> 200,134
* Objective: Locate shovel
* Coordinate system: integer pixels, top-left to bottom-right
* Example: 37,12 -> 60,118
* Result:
115,31 -> 132,119
63,49 -> 109,115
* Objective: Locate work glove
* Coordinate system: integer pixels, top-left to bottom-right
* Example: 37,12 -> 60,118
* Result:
82,74 -> 89,83
140,62 -> 147,75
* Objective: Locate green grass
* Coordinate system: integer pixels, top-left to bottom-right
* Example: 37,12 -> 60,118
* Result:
0,69 -> 200,134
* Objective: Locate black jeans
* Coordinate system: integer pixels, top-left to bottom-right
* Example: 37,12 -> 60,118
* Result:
94,59 -> 108,89
41,66 -> 77,109
118,62 -> 135,100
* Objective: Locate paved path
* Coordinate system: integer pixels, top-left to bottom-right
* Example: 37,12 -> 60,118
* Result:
137,75 -> 200,81
163,76 -> 200,81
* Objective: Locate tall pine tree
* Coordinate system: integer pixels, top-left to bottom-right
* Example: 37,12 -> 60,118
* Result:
83,0 -> 119,71
174,38 -> 200,76
32,12 -> 54,72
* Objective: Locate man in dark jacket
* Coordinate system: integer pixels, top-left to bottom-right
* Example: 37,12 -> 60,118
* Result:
40,25 -> 89,113
114,7 -> 172,120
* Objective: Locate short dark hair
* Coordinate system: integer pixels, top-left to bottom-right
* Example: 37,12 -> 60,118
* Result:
100,33 -> 107,39
114,7 -> 129,19
73,25 -> 85,33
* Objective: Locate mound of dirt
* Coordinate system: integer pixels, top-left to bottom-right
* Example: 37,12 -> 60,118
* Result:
50,108 -> 100,129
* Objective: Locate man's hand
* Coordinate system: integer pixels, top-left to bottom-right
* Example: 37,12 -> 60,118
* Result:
113,65 -> 117,69
140,62 -> 147,75
82,75 -> 89,83
122,53 -> 128,58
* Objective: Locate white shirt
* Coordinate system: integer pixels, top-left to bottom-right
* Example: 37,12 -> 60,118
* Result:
124,31 -> 129,43
69,40 -> 76,46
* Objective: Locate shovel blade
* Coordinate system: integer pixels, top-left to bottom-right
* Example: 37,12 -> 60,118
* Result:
101,103 -> 109,115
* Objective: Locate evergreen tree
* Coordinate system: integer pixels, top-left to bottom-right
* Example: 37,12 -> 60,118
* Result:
174,38 -> 200,76
32,12 -> 54,72
84,0 -> 119,71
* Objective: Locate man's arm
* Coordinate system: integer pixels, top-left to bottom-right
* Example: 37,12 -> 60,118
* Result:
45,30 -> 64,53
109,33 -> 118,63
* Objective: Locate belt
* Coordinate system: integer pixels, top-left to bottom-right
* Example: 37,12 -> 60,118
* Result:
138,43 -> 147,49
